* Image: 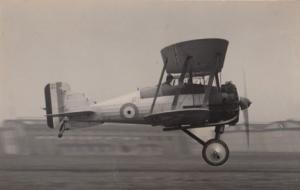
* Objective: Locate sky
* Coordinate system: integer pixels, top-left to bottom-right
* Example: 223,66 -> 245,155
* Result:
1,0 -> 300,122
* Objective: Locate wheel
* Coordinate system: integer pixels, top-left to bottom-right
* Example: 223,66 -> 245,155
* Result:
202,139 -> 229,166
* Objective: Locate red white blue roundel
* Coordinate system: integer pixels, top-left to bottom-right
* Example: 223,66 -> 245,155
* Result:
120,103 -> 139,119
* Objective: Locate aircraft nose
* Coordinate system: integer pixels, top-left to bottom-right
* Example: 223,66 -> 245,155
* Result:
239,97 -> 251,110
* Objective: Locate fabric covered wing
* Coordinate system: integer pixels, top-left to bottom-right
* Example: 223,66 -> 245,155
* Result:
145,108 -> 209,127
161,38 -> 228,75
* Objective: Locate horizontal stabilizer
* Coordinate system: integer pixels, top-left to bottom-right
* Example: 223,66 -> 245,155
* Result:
46,110 -> 94,117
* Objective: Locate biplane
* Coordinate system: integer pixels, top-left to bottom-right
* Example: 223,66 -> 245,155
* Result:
44,38 -> 251,166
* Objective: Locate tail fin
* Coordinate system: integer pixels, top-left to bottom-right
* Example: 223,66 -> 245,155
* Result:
44,82 -> 70,128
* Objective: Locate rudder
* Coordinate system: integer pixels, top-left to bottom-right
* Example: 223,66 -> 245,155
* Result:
44,82 -> 70,128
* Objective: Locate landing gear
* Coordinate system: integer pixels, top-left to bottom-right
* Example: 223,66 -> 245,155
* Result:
58,117 -> 69,138
182,125 -> 229,166
202,139 -> 229,166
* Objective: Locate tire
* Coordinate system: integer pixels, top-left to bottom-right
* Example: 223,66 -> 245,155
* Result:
202,139 -> 229,166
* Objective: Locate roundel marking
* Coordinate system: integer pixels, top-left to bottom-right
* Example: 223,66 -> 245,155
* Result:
120,103 -> 139,119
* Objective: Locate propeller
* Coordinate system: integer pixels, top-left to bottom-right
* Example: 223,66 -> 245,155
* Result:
239,97 -> 251,147
243,107 -> 250,147
239,70 -> 251,148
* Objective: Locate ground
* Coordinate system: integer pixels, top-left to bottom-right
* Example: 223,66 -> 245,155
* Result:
0,152 -> 299,190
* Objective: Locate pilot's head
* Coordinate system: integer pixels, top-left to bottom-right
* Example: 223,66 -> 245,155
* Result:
166,74 -> 174,85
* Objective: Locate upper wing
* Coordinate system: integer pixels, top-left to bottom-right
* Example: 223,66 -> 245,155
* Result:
161,39 -> 228,75
144,108 -> 209,127
46,110 -> 94,117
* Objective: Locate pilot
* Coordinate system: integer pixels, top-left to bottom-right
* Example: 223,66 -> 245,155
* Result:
163,74 -> 174,86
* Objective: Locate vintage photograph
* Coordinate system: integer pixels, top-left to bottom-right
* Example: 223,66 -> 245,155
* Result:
1,0 -> 300,189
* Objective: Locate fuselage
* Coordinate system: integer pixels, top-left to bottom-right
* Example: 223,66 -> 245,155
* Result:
84,82 -> 240,128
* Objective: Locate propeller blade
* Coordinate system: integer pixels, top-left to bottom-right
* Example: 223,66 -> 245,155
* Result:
243,109 -> 250,148
243,69 -> 248,98
242,69 -> 251,148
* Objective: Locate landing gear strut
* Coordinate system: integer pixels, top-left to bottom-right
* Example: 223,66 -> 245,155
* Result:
58,117 -> 69,138
182,125 -> 229,166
